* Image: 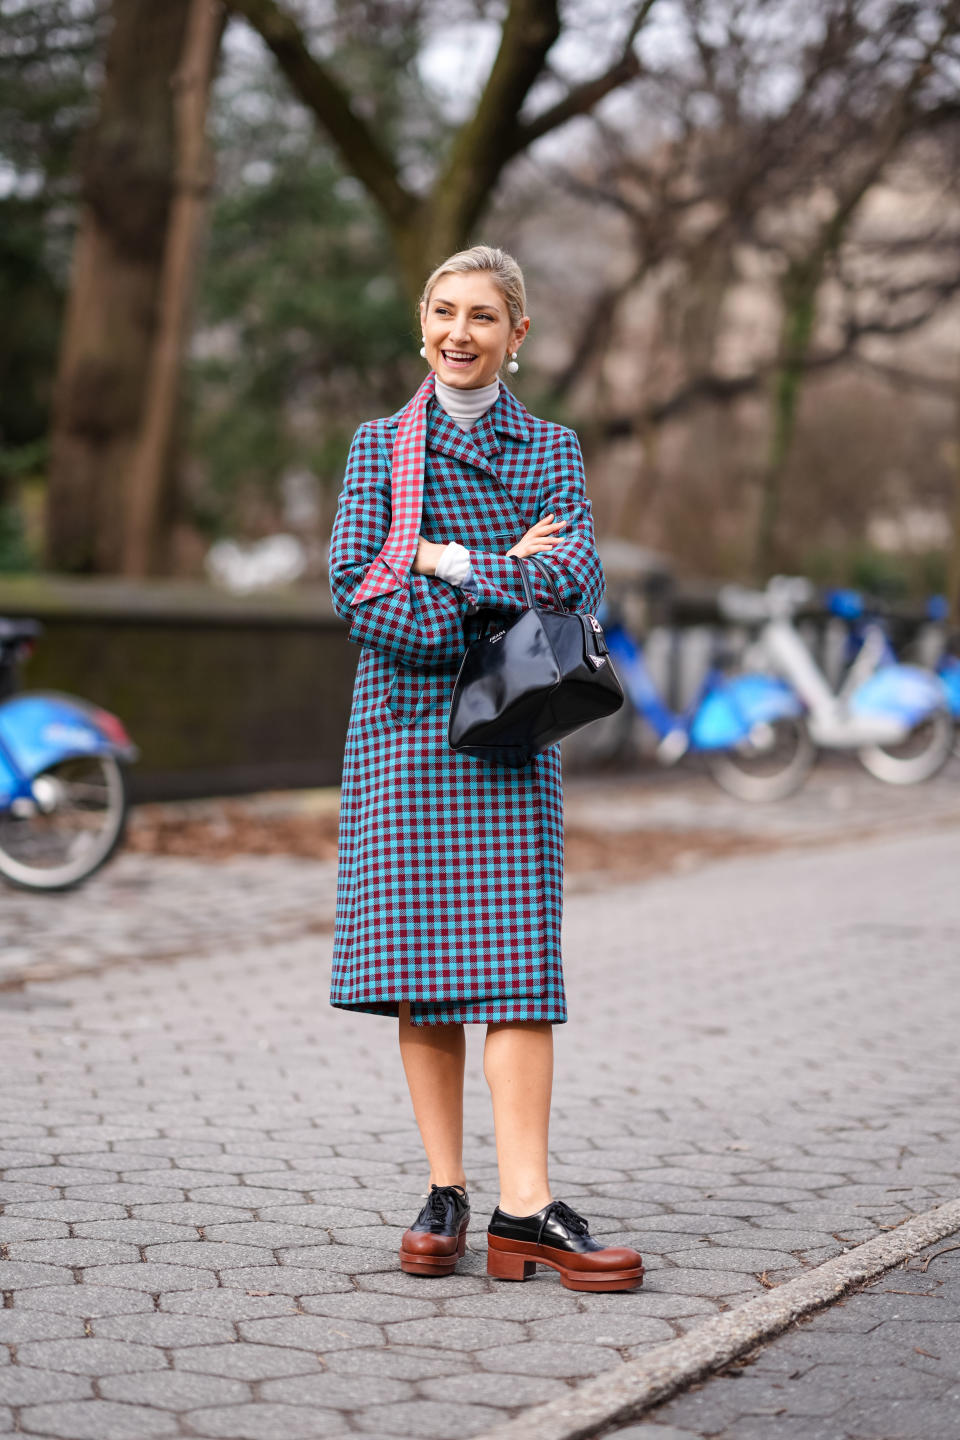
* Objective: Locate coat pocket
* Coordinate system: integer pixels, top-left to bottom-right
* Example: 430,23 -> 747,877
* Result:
385,663 -> 425,727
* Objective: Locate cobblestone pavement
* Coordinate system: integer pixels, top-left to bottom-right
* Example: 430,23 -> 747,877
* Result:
2,759 -> 958,990
612,1237 -> 960,1439
0,818 -> 958,1439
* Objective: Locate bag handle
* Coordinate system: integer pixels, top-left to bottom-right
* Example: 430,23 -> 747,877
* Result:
526,554 -> 568,612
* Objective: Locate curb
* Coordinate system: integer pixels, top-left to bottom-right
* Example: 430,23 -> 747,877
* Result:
472,1197 -> 960,1440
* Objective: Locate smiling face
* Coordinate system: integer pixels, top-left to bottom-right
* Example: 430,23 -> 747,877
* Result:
420,271 -> 529,389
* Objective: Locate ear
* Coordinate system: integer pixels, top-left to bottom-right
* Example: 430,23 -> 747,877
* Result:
512,315 -> 531,351
419,300 -> 428,330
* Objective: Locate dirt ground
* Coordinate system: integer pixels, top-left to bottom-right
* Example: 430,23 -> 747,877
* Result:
125,793 -> 769,881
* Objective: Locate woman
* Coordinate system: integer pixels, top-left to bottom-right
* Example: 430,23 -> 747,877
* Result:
328,245 -> 643,1294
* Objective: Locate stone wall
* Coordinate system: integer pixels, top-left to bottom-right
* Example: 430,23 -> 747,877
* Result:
0,577 -> 357,801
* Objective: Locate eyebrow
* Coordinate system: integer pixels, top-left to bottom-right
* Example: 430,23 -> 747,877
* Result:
433,296 -> 501,312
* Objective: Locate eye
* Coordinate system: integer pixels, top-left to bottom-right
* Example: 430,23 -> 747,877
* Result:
476,312 -> 494,321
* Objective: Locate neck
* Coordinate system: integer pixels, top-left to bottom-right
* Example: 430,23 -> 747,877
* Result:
434,375 -> 500,430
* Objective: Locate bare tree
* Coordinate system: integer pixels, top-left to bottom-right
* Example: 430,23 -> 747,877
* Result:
542,0 -> 960,575
222,0 -> 657,301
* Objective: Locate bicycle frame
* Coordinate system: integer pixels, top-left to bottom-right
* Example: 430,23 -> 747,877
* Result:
602,618 -> 803,759
0,691 -> 137,810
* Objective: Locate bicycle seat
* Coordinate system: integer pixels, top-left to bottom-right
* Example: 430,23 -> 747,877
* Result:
717,585 -> 771,624
0,617 -> 43,643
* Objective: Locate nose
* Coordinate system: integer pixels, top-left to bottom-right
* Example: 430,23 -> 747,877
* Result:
448,314 -> 472,344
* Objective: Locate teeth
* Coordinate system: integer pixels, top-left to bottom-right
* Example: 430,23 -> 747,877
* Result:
444,351 -> 475,361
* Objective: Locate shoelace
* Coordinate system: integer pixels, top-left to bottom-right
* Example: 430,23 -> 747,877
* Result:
536,1199 -> 589,1246
425,1183 -> 466,1223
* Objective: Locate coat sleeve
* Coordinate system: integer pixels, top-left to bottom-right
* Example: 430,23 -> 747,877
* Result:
328,421 -> 468,669
466,426 -> 605,615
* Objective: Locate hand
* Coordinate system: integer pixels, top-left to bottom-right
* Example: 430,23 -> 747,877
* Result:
412,536 -> 447,575
506,514 -> 566,559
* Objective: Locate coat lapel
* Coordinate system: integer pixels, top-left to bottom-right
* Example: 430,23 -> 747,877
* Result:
425,383 -> 531,475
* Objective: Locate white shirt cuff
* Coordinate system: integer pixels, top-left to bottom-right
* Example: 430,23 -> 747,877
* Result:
434,541 -> 472,586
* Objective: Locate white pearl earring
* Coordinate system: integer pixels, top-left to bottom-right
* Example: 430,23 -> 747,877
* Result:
507,351 -> 519,374
419,338 -> 427,358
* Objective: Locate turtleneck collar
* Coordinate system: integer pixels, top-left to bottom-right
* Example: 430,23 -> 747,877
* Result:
434,375 -> 500,431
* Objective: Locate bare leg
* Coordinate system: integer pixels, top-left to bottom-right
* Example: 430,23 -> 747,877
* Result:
397,1002 -> 467,1189
483,1022 -> 554,1215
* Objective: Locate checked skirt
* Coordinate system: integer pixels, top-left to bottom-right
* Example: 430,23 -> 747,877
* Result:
328,384 -> 605,1027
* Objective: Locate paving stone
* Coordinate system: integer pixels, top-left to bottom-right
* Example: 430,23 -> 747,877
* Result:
0,1264 -> 73,1289
442,1289 -> 580,1320
274,1244 -> 395,1273
478,1340 -> 621,1378
159,1290 -> 301,1321
259,1372 -> 412,1406
355,1272 -> 487,1299
76,1262 -> 218,1292
98,1369 -> 252,1409
830,1396 -> 960,1440
18,1398 -> 179,1438
130,1201 -> 252,1224
237,1315 -> 383,1350
5,1239 -> 140,1266
0,1312 -> 86,1344
419,1371 -> 568,1407
298,1291 -> 437,1322
324,1347 -> 464,1380
0,1369 -> 94,1406
10,1285 -> 155,1317
0,1219 -> 69,1242
72,1220 -> 198,1244
173,1342 -> 322,1380
202,1221 -> 332,1247
185,1401 -> 350,1438
92,1312 -> 237,1346
218,1266 -> 353,1295
649,1268 -> 761,1297
353,1399 -> 502,1436
610,1426 -> 701,1439
15,1337 -> 168,1375
527,1312 -> 674,1346
2,1201 -> 128,1222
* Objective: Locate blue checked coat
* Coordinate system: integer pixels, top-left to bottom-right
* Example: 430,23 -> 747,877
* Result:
328,384 -> 605,1026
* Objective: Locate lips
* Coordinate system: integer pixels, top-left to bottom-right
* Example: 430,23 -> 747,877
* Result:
441,350 -> 477,365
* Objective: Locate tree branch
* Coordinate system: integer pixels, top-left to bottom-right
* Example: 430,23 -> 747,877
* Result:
430,0 -> 561,240
509,0 -> 656,156
223,0 -> 415,227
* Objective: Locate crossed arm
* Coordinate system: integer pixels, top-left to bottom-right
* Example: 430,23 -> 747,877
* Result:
328,421 -> 605,669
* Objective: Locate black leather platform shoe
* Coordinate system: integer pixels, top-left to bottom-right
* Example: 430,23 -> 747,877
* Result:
399,1183 -> 470,1276
487,1198 -> 643,1291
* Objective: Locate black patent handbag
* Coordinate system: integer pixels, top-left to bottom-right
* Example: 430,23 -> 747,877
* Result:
448,555 -> 624,768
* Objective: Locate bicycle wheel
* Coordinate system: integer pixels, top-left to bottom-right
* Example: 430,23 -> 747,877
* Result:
706,716 -> 816,802
0,754 -> 128,891
857,708 -> 954,785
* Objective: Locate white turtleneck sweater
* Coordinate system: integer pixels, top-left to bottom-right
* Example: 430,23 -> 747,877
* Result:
432,376 -> 501,589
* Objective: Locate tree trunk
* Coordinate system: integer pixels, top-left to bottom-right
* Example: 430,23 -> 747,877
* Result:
45,0 -> 193,574
753,259 -> 819,579
123,0 -> 222,576
948,364 -> 960,625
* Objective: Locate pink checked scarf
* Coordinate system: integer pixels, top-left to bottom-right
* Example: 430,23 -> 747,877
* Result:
350,373 -> 436,605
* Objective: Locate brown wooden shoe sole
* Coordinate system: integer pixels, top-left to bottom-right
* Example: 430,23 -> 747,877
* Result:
399,1218 -> 469,1276
486,1231 -> 644,1292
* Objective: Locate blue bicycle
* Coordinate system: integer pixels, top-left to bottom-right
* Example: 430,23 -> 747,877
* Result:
825,588 -> 956,781
574,599 -> 813,801
0,618 -> 139,891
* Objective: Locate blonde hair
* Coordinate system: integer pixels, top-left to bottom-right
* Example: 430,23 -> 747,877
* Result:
419,245 -> 527,329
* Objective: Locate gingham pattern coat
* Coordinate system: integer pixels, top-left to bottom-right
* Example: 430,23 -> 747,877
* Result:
328,382 -> 605,1026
